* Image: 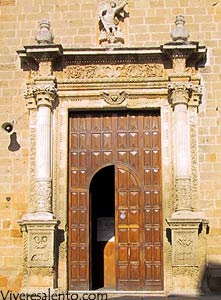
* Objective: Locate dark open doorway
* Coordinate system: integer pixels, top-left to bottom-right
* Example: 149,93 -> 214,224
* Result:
89,165 -> 115,290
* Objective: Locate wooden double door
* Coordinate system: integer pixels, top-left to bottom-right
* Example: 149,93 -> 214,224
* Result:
68,111 -> 163,291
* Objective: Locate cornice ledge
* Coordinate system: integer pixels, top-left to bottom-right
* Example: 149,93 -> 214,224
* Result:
161,41 -> 207,68
17,45 -> 165,69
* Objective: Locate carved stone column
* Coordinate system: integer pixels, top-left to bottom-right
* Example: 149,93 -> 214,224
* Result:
17,32 -> 61,290
169,81 -> 192,212
19,80 -> 59,292
167,79 -> 206,295
34,82 -> 56,218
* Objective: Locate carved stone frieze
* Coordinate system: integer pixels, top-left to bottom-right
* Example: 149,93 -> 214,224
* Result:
63,64 -> 164,80
175,177 -> 192,211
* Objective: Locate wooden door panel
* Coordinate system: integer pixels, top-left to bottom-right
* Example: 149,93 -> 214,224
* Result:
68,111 -> 163,291
116,166 -> 142,290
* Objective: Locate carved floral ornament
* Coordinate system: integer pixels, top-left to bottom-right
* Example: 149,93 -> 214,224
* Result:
63,63 -> 164,80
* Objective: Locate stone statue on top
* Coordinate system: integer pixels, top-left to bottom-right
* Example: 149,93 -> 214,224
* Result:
98,0 -> 128,45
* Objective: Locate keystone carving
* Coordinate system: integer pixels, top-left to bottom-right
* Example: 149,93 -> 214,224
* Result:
102,90 -> 126,105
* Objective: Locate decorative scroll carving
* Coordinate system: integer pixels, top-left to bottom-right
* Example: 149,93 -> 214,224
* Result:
64,64 -> 164,80
173,230 -> 198,265
176,234 -> 194,262
175,177 -> 191,211
35,179 -> 52,213
33,235 -> 48,249
102,90 -> 126,104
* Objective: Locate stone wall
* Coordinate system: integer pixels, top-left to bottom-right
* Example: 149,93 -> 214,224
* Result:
0,0 -> 221,293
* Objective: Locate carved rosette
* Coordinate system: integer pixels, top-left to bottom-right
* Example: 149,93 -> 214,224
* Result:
175,177 -> 192,211
35,179 -> 52,213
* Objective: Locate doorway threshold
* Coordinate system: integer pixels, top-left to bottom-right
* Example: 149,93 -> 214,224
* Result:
69,290 -> 165,294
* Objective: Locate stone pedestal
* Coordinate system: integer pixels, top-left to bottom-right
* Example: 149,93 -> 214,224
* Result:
18,220 -> 59,291
167,218 -> 203,294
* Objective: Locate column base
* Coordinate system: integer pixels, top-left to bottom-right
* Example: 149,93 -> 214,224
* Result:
18,219 -> 59,290
22,211 -> 55,221
167,214 -> 207,294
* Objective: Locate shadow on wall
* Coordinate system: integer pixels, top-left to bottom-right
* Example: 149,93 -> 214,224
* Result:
8,132 -> 21,151
201,262 -> 221,295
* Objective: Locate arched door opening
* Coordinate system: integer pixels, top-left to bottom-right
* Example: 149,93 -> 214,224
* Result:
89,165 -> 115,290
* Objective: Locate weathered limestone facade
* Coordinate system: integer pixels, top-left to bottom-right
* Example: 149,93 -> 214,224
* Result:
0,0 -> 221,295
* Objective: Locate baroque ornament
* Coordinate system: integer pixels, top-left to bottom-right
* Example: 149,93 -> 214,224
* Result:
33,235 -> 48,249
64,64 -> 163,80
102,90 -> 126,105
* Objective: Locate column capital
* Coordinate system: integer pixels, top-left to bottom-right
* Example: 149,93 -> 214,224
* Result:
168,81 -> 192,106
34,82 -> 57,108
24,81 -> 57,110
